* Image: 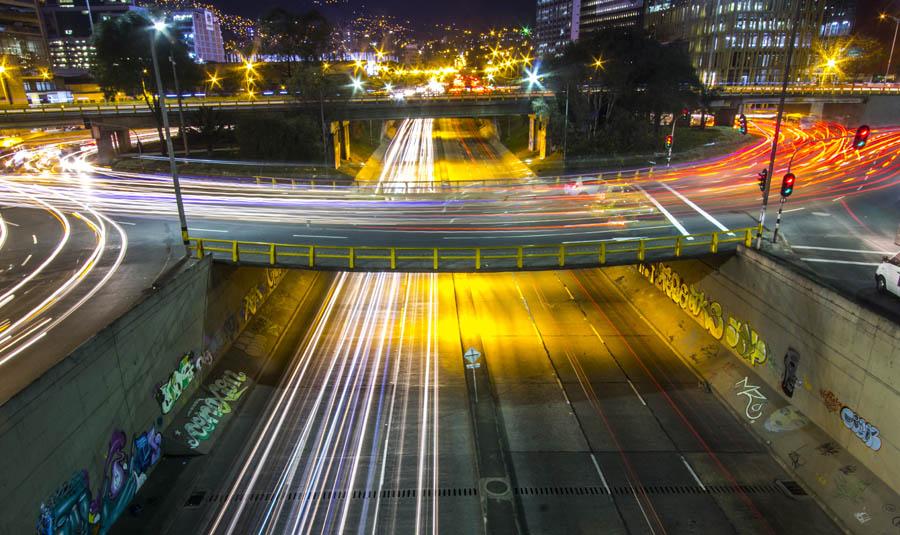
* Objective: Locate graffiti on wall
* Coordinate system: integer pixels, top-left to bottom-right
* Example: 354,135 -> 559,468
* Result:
176,369 -> 250,452
840,406 -> 882,451
734,377 -> 768,422
781,348 -> 800,398
637,262 -> 768,367
820,389 -> 843,413
156,353 -> 198,414
37,425 -> 161,535
204,268 -> 286,359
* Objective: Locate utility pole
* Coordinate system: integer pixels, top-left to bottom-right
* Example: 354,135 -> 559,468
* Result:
883,14 -> 900,81
169,55 -> 190,157
150,24 -> 189,249
562,85 -> 570,163
756,0 -> 804,249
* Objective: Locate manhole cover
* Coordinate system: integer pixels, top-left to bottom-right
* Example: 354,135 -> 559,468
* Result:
184,491 -> 206,508
485,479 -> 509,496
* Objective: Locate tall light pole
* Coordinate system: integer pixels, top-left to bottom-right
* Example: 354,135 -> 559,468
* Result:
881,14 -> 900,81
149,21 -> 189,250
0,65 -> 9,106
169,55 -> 190,156
756,0 -> 804,249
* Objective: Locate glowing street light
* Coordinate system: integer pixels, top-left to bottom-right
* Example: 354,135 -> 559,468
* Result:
148,18 -> 189,250
592,57 -> 605,70
350,76 -> 365,93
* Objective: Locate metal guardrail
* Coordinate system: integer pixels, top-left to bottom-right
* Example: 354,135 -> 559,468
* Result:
0,91 -> 552,117
718,84 -> 900,96
187,226 -> 757,271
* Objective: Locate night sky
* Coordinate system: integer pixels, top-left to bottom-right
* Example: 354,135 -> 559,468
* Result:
215,0 -> 536,27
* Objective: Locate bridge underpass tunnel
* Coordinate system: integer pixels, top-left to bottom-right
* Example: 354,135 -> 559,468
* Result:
135,267 -> 849,535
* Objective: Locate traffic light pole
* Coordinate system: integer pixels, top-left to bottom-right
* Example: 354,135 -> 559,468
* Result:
772,197 -> 786,243
666,114 -> 676,167
756,0 -> 803,249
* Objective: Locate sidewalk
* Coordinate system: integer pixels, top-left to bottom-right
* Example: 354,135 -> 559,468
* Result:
111,270 -> 334,534
601,265 -> 900,535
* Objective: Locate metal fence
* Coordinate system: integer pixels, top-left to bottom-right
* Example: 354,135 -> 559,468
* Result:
187,227 -> 757,272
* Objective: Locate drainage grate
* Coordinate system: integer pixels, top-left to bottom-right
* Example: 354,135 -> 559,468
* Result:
775,480 -> 809,498
184,491 -> 206,508
196,482 -> 780,506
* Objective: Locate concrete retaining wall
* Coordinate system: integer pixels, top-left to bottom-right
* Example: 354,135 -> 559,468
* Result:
636,247 -> 900,492
0,261 -> 288,534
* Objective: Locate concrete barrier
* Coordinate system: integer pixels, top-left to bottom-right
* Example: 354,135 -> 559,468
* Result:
631,246 -> 900,492
0,260 -> 289,534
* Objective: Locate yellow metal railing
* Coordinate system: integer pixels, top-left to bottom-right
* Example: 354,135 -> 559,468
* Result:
188,226 -> 759,271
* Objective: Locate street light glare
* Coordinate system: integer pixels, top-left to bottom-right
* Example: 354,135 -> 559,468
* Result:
152,20 -> 166,32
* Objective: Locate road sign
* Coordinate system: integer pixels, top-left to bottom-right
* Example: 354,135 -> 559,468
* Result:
464,348 -> 481,364
465,362 -> 481,369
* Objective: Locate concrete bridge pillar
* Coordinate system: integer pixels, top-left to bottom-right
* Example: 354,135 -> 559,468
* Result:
528,114 -> 536,151
809,101 -> 825,120
341,121 -> 351,160
329,121 -> 341,169
536,116 -> 548,160
91,126 -> 132,165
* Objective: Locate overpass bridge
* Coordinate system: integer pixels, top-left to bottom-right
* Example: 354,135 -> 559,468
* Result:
186,226 -> 757,272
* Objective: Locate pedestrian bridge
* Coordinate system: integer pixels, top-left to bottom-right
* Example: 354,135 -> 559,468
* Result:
187,226 -> 758,272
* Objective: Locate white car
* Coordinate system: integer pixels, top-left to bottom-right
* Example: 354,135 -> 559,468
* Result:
876,253 -> 900,297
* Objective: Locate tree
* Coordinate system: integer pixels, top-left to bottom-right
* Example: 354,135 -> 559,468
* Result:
190,108 -> 231,156
260,9 -> 332,81
92,12 -> 201,150
290,63 -> 344,164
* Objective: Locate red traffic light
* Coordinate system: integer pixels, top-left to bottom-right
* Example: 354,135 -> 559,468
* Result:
757,169 -> 768,192
852,125 -> 870,149
665,134 -> 673,149
780,172 -> 796,198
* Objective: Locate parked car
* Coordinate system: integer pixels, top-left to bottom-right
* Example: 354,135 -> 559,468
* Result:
876,252 -> 900,297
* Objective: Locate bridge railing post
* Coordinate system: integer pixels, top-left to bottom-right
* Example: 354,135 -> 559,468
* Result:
196,239 -> 204,259
710,232 -> 719,254
638,240 -> 646,261
475,248 -> 481,270
349,247 -> 355,269
674,236 -> 682,257
433,248 -> 438,270
269,243 -> 276,265
517,246 -> 523,269
232,241 -> 239,263
308,246 -> 315,268
558,245 -> 566,267
599,242 -> 606,265
390,248 -> 396,270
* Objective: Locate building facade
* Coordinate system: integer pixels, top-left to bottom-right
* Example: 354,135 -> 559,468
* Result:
535,0 -> 581,57
644,0 -> 825,85
40,0 -> 135,74
169,8 -> 225,63
1,0 -> 49,72
581,0 -> 644,35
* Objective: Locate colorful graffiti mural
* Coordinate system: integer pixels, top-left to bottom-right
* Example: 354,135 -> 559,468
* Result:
178,369 -> 250,452
638,262 -> 768,367
156,353 -> 197,414
841,406 -> 882,451
37,426 -> 161,535
734,377 -> 768,422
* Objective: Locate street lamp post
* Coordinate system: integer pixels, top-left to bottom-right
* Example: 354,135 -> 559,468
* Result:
756,0 -> 804,249
882,14 -> 900,81
168,55 -> 190,157
149,22 -> 190,250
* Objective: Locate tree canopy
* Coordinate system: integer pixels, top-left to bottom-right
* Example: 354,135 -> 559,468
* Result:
260,9 -> 333,80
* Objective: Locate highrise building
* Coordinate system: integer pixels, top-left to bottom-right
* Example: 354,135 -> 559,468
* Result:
168,8 -> 225,63
644,0 -> 825,85
1,0 -> 49,72
40,0 -> 135,74
820,0 -> 854,37
581,0 -> 644,34
535,0 -> 644,58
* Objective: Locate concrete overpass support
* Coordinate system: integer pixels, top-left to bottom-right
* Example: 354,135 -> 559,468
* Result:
536,116 -> 548,160
809,101 -> 825,121
341,121 -> 351,160
329,121 -> 341,169
90,126 -> 132,165
528,114 -> 536,151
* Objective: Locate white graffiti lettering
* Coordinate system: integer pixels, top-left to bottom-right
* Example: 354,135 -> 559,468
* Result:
157,354 -> 197,414
735,377 -> 767,422
183,369 -> 249,449
840,406 -> 881,451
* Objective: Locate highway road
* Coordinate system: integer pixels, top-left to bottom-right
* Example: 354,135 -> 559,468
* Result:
160,269 -> 841,534
0,116 -> 896,402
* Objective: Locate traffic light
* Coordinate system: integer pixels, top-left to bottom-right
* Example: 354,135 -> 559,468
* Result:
681,108 -> 690,121
665,134 -> 673,150
780,172 -> 796,198
852,124 -> 870,149
738,114 -> 748,135
757,169 -> 768,192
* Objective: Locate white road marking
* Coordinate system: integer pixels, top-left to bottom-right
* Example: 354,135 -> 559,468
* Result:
680,455 -> 707,492
627,379 -> 647,406
832,196 -> 846,202
802,258 -> 880,266
782,207 -> 806,213
792,245 -> 893,255
21,254 -> 32,267
32,234 -> 37,244
5,221 -> 19,227
811,212 -> 831,217
192,228 -> 229,233
590,454 -> 613,496
291,234 -> 347,239
657,182 -> 732,235
114,220 -> 136,226
635,184 -> 693,240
